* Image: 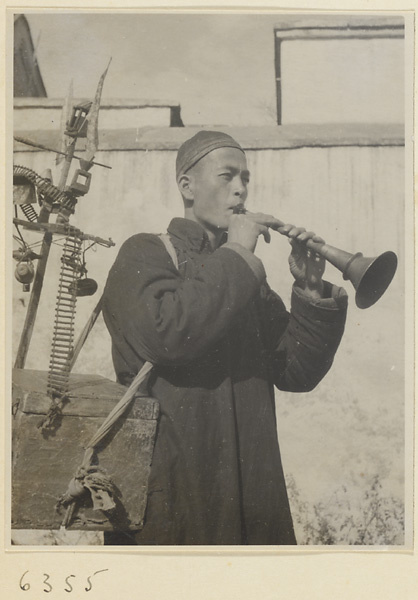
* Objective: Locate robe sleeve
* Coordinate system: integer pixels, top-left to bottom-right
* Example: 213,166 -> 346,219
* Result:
259,281 -> 348,392
102,233 -> 267,366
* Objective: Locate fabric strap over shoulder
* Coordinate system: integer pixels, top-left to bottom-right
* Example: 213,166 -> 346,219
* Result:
159,233 -> 179,270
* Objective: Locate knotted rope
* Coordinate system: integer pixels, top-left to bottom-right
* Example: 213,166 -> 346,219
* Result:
57,361 -> 154,528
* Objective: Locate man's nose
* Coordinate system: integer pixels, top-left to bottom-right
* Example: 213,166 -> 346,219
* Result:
233,179 -> 247,198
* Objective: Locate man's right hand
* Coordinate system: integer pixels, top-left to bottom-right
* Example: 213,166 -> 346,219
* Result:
227,212 -> 282,253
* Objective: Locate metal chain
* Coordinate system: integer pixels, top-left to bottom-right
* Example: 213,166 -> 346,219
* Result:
41,233 -> 83,434
20,203 -> 39,222
13,164 -> 77,215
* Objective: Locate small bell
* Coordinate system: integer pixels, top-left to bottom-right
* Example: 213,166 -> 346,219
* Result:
68,278 -> 98,297
15,260 -> 35,292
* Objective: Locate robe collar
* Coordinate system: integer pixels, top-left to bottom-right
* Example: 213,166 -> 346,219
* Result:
167,217 -> 226,253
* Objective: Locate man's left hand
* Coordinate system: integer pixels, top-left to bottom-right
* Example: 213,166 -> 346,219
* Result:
282,225 -> 326,300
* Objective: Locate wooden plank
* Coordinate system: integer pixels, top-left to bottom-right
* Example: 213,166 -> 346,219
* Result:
12,219 -> 114,246
18,392 -> 158,420
13,369 -> 159,419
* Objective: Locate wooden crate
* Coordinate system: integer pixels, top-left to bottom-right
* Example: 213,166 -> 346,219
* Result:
12,369 -> 159,531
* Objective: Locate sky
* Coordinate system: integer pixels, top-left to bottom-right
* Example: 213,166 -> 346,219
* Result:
22,11 -> 405,127
24,12 -> 283,126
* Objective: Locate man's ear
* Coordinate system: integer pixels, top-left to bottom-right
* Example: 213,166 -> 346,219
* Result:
177,174 -> 194,201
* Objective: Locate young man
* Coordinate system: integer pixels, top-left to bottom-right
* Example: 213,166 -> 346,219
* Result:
102,130 -> 348,545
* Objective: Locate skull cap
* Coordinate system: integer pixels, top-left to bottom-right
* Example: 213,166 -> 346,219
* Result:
176,130 -> 245,180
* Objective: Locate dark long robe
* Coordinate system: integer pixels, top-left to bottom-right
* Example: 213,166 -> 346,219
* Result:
102,217 -> 347,545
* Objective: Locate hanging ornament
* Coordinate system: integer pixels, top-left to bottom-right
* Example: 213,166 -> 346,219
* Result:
15,260 -> 35,292
67,277 -> 98,297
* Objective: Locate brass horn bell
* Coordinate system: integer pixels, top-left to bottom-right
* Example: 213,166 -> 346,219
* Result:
317,245 -> 398,309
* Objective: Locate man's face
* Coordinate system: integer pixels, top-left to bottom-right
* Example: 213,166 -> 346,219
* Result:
185,147 -> 250,233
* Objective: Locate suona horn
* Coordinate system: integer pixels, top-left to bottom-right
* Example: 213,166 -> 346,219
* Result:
232,204 -> 397,309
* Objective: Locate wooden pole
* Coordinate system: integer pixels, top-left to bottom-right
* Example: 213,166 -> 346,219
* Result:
68,296 -> 103,371
14,140 -> 76,369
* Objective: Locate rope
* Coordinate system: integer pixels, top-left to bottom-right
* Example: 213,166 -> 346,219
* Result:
57,361 -> 154,527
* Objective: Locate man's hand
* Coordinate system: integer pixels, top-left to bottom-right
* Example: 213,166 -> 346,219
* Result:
228,212 -> 327,300
283,225 -> 326,300
228,212 -> 283,253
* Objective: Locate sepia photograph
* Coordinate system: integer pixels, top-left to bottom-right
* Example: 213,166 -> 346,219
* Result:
8,9 -> 412,553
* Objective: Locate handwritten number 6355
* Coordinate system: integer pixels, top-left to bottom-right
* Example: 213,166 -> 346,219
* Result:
19,569 -> 109,593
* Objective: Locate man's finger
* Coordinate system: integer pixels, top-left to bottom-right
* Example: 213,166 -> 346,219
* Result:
243,211 -> 284,227
311,234 -> 326,244
282,225 -> 306,238
295,230 -> 315,242
261,226 -> 271,244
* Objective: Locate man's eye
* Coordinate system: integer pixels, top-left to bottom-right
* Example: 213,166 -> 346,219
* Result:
220,173 -> 232,180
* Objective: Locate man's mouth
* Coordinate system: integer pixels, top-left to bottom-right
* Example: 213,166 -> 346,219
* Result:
231,204 -> 246,214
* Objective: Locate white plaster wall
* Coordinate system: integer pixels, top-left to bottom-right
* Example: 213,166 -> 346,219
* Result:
11,141 -> 406,526
281,38 -> 404,124
13,105 -> 173,131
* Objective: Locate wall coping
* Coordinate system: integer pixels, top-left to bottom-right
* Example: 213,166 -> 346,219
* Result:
274,15 -> 405,31
13,124 -> 404,154
14,97 -> 181,110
